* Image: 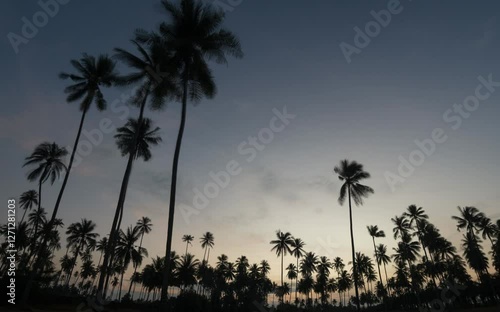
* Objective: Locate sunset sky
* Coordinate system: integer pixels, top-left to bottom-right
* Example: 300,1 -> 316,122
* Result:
1,0 -> 500,285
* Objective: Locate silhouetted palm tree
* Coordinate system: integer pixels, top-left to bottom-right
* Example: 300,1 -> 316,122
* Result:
23,54 -> 118,303
391,215 -> 410,240
200,232 -> 215,263
143,0 -> 243,300
334,159 -> 374,311
99,118 -> 161,296
270,230 -> 294,301
291,237 -> 305,301
127,217 -> 153,296
286,263 -> 297,302
19,190 -> 38,224
23,142 -> 67,253
182,234 -> 194,257
115,225 -> 147,300
367,225 -> 385,287
65,219 -> 98,286
376,244 -> 391,287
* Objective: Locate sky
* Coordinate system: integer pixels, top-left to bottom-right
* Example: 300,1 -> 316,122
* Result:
1,0 -> 500,286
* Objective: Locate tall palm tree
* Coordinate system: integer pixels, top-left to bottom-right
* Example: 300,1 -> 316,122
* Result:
65,219 -> 99,286
23,54 -> 118,303
145,1 -> 243,300
97,39 -> 178,298
115,226 -> 147,301
23,142 -> 67,252
367,225 -> 385,287
99,118 -> 161,296
290,237 -> 305,301
127,217 -> 153,296
19,190 -> 38,224
182,234 -> 194,256
270,230 -> 294,301
333,159 -> 374,311
200,232 -> 215,263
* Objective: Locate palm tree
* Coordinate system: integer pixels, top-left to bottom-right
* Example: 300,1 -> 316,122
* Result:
391,215 -> 410,240
182,234 -> 194,256
476,214 -> 496,247
97,38 -> 176,299
200,232 -> 215,263
462,232 -> 489,278
333,257 -> 345,305
23,142 -> 68,251
286,263 -> 298,302
367,225 -> 385,287
23,54 -> 118,303
452,206 -> 482,238
333,159 -> 374,311
65,219 -> 99,286
99,118 -> 161,296
19,190 -> 38,224
290,237 -> 305,301
177,253 -> 200,291
376,244 -> 391,287
145,1 -> 243,300
127,217 -> 153,296
115,226 -> 147,301
270,230 -> 294,301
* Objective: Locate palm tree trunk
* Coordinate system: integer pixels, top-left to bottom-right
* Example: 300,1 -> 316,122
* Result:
19,207 -> 28,225
281,252 -> 284,302
347,186 -> 360,311
29,181 -> 43,256
185,242 -> 189,257
296,256 -> 299,302
161,64 -> 190,302
118,272 -> 124,301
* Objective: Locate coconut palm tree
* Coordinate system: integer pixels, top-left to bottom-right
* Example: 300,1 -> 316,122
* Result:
290,237 -> 305,301
333,257 -> 345,305
177,253 -> 199,291
452,206 -> 482,238
376,244 -> 391,287
65,219 -> 99,286
22,54 -> 119,303
333,159 -> 374,311
143,1 -> 243,300
98,40 -> 177,298
99,118 -> 161,296
391,215 -> 410,240
182,234 -> 194,257
200,232 -> 215,263
286,263 -> 297,302
270,230 -> 294,301
462,232 -> 489,278
476,214 -> 496,247
23,142 -> 68,251
367,225 -> 385,287
127,217 -> 153,296
114,225 -> 147,301
19,190 -> 38,225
